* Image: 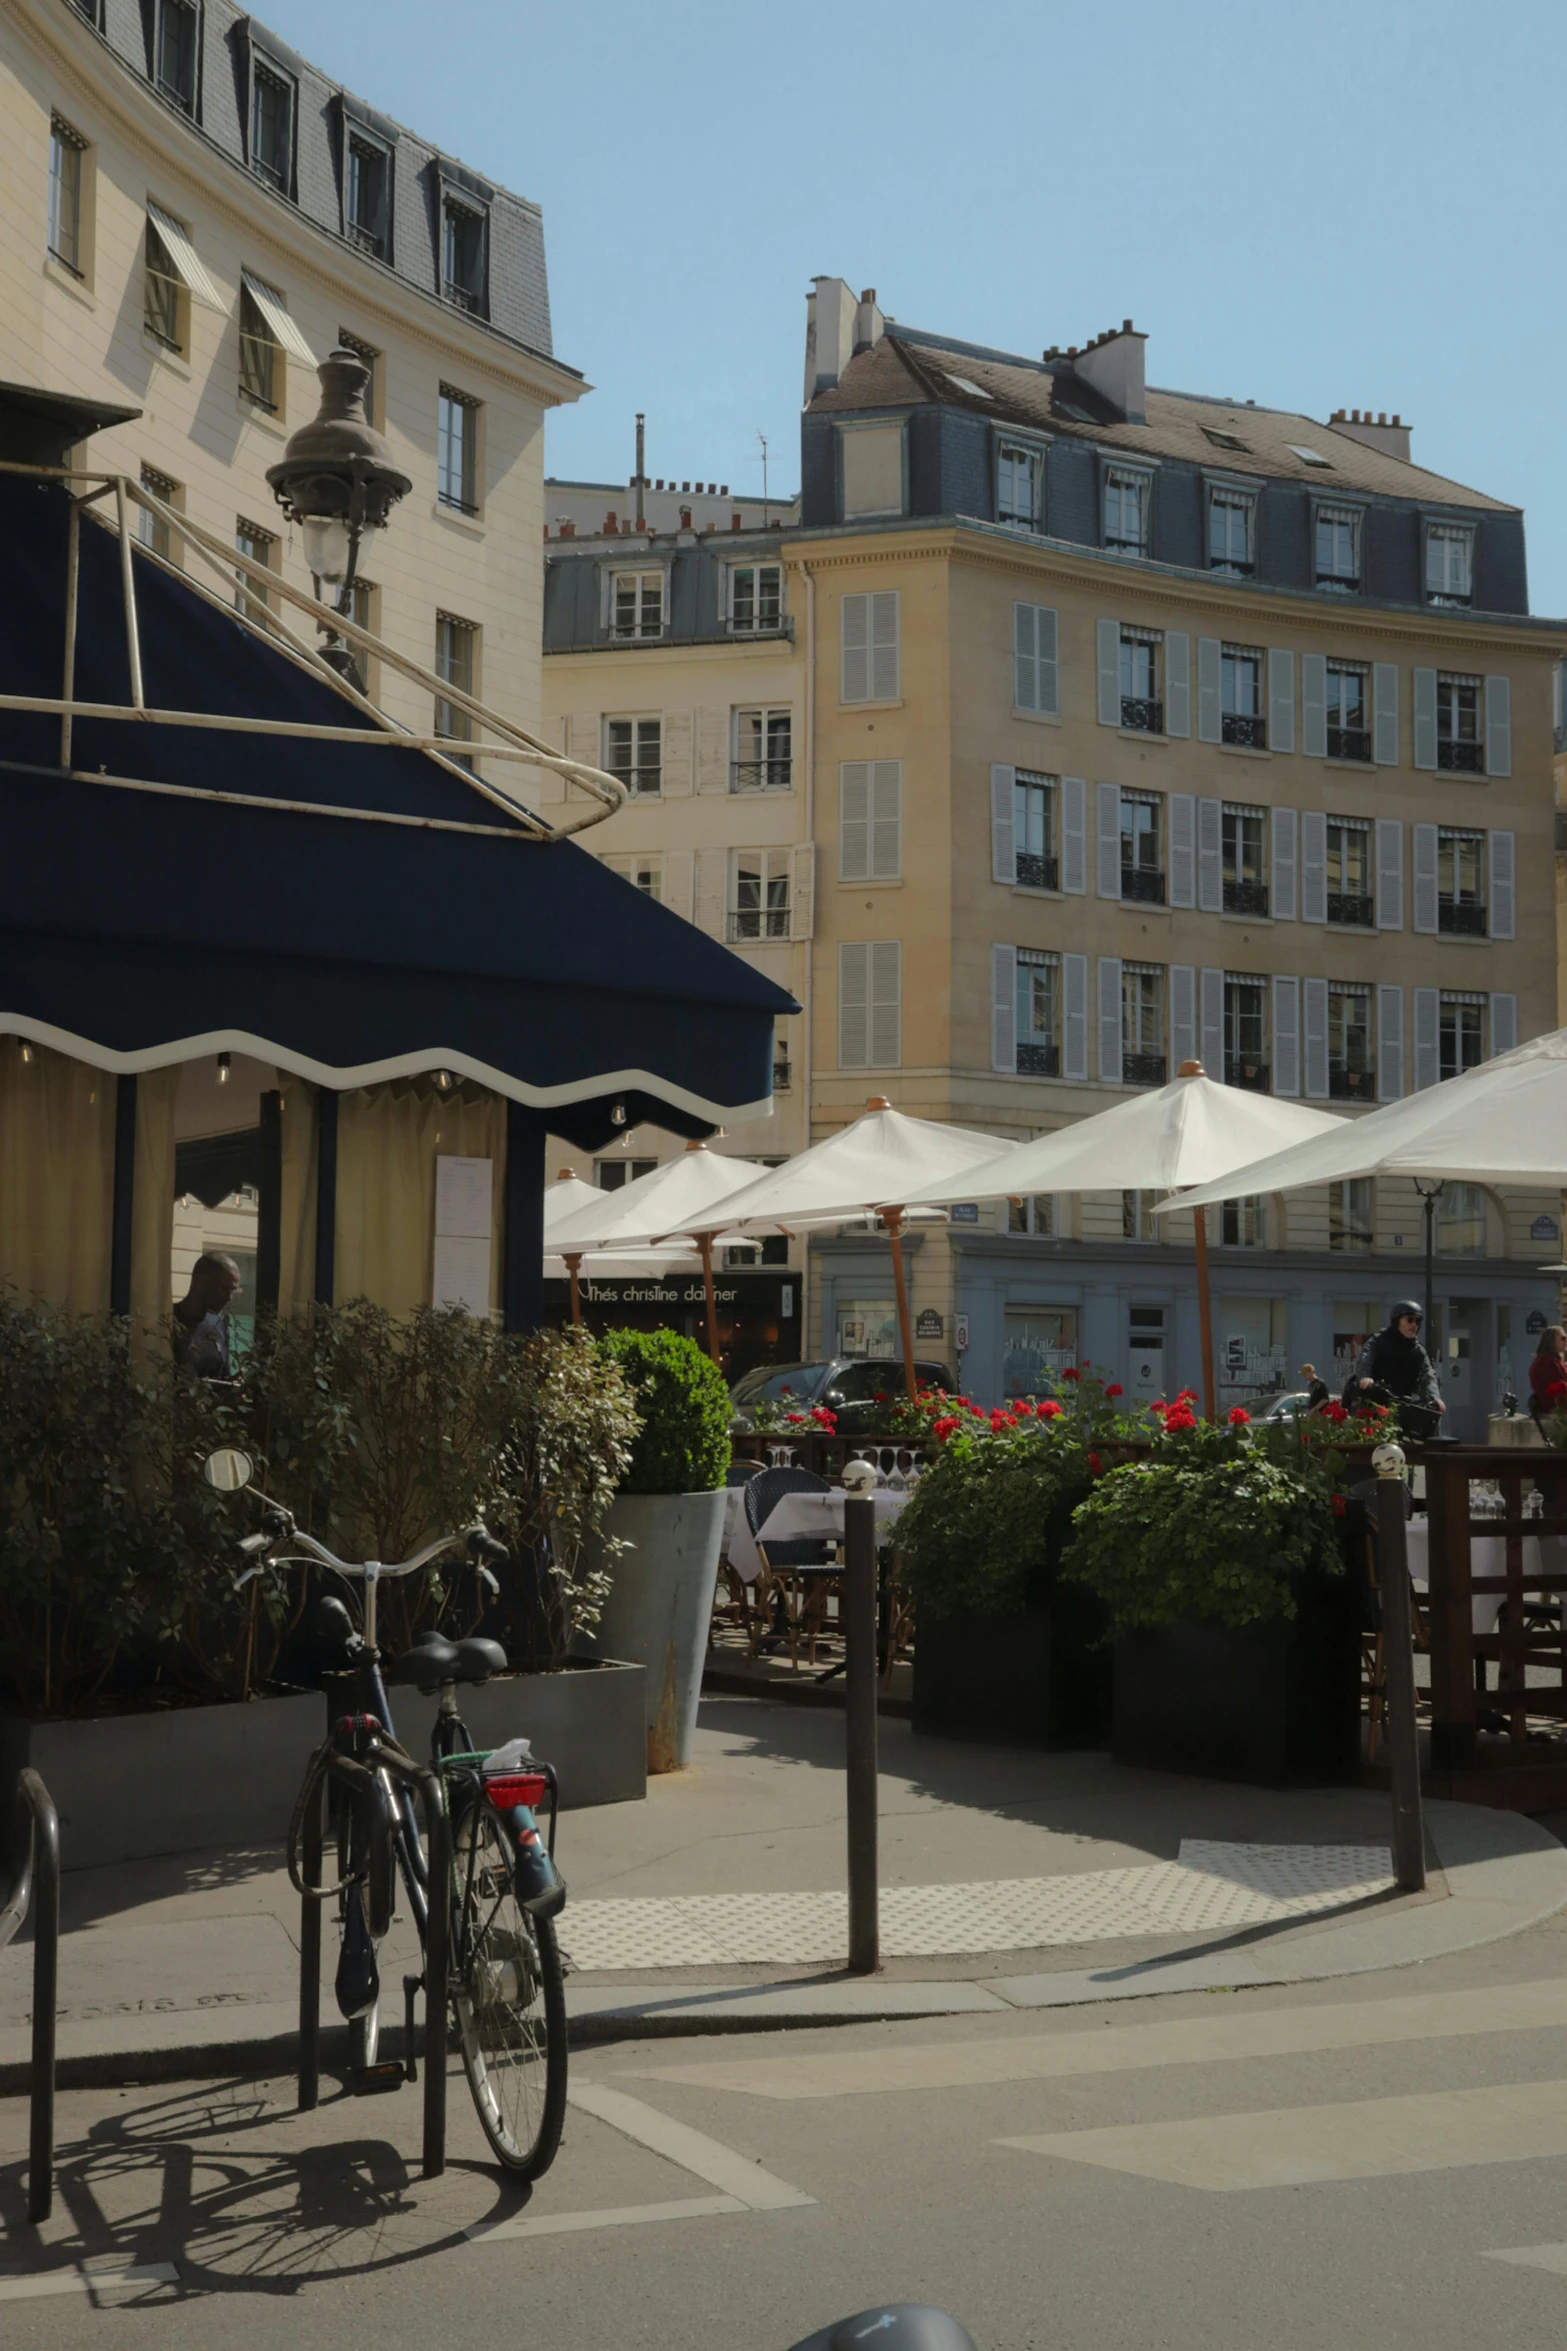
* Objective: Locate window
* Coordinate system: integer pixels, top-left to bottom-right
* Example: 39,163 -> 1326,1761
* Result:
841,591 -> 899,701
604,853 -> 662,901
434,612 -> 479,744
1122,1191 -> 1157,1242
729,562 -> 783,633
48,118 -> 86,274
1118,626 -> 1162,733
1436,671 -> 1483,772
1121,963 -> 1166,1086
1007,1195 -> 1055,1237
1329,1180 -> 1374,1253
1327,984 -> 1373,1101
728,851 -> 791,943
773,1030 -> 791,1091
1119,789 -> 1163,904
137,466 -> 178,561
597,1157 -> 657,1191
345,133 -> 389,261
1015,949 -> 1060,1076
1438,828 -> 1486,935
1290,445 -> 1334,469
1439,991 -> 1486,1081
156,0 -> 198,111
604,716 -> 661,797
234,517 -> 275,626
1220,644 -> 1265,748
238,280 -> 279,410
437,387 -> 480,513
839,760 -> 901,879
1223,972 -> 1269,1091
1003,1306 -> 1077,1398
336,329 -> 380,427
1222,804 -> 1268,915
1203,426 -> 1250,453
1439,1183 -> 1487,1256
733,708 -> 791,791
1315,505 -> 1360,592
1325,659 -> 1371,762
996,442 -> 1042,528
1208,486 -> 1254,575
143,215 -> 182,348
442,195 -> 486,314
1220,1198 -> 1268,1248
1326,816 -> 1373,926
1013,772 -> 1058,892
1103,468 -> 1148,554
839,940 -> 901,1069
841,423 -> 903,519
251,59 -> 292,190
609,568 -> 662,640
1426,523 -> 1474,608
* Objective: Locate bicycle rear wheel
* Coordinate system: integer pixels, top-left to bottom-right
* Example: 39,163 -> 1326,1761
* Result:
450,1792 -> 567,2177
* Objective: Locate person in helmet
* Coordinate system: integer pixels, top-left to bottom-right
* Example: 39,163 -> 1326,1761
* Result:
1344,1301 -> 1445,1416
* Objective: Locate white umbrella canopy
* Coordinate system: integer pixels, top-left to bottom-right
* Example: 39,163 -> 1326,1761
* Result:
547,1143 -> 769,1360
544,1165 -> 706,1321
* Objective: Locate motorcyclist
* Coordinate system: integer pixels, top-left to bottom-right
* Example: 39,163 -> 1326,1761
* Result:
1344,1300 -> 1445,1419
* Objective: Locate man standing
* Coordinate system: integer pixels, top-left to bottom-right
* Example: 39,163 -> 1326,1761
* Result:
172,1251 -> 243,1380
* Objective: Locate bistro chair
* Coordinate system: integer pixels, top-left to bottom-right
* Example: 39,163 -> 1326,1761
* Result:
744,1464 -> 840,1668
714,1458 -> 765,1641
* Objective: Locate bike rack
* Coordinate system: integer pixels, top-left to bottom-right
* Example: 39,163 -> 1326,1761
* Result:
297,1748 -> 450,2180
1,1768 -> 60,2224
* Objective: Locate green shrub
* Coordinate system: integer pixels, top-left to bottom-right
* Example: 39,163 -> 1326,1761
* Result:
597,1329 -> 730,1494
896,1427 -> 1096,1618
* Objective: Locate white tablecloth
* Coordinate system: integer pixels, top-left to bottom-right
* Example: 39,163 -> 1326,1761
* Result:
1404,1516 -> 1567,1636
725,1488 -> 910,1585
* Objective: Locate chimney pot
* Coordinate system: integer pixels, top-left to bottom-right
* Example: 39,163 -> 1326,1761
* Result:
560,520 -> 575,538
681,481 -> 690,493
731,512 -> 742,531
1067,346 -> 1078,359
605,510 -> 617,531
860,287 -> 876,303
1123,317 -> 1133,332
720,484 -> 728,495
679,505 -> 692,529
1378,411 -> 1387,426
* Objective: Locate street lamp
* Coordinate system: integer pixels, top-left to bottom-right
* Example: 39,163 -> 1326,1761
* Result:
265,346 -> 411,690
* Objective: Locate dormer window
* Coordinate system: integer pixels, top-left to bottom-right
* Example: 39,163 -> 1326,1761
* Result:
1426,523 -> 1474,608
1207,485 -> 1254,576
1103,466 -> 1148,554
442,194 -> 486,315
156,0 -> 198,112
1203,425 -> 1250,453
1315,504 -> 1360,593
346,132 -> 390,261
250,58 -> 293,192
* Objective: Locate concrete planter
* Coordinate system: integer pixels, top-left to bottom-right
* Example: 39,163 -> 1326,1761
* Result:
578,1490 -> 727,1772
913,1589 -> 1111,1750
391,1658 -> 646,1809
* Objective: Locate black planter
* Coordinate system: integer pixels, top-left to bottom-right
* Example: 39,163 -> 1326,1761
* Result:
1112,1574 -> 1360,1786
913,1587 -> 1111,1749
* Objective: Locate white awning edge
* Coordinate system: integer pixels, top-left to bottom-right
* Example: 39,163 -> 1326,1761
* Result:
146,202 -> 226,313
241,270 -> 318,366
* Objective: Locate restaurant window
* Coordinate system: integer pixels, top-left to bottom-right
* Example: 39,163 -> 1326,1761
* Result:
1015,949 -> 1060,1076
1003,1306 -> 1077,1398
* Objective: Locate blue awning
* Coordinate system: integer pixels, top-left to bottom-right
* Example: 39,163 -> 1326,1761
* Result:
0,477 -> 796,1148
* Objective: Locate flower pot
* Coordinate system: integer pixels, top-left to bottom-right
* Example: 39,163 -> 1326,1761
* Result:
912,1589 -> 1111,1749
577,1490 -> 727,1772
1111,1574 -> 1360,1786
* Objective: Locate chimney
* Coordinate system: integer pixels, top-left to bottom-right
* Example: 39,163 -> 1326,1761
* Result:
679,504 -> 692,530
854,286 -> 885,353
804,275 -> 857,401
1327,407 -> 1412,463
1068,320 -> 1147,425
604,510 -> 617,533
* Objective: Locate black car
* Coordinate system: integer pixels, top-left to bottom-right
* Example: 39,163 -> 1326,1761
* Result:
729,1356 -> 956,1435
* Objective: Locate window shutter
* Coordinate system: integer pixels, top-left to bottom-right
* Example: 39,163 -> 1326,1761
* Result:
1062,953 -> 1089,1081
991,944 -> 1017,1073
1098,956 -> 1123,1083
1096,782 -> 1122,899
1376,818 -> 1405,930
1373,662 -> 1399,765
1268,649 -> 1295,754
1413,987 -> 1439,1090
662,708 -> 693,794
1485,676 -> 1512,777
695,847 -> 726,939
1200,967 -> 1224,1076
1300,809 -> 1328,924
990,762 -> 1016,883
870,761 -> 902,878
1061,776 -> 1087,895
1489,829 -> 1515,939
840,593 -> 869,702
1411,822 -> 1438,934
1035,604 -> 1059,715
663,846 -> 694,924
566,710 -> 598,765
1490,992 -> 1518,1057
1168,792 -> 1196,908
1197,636 -> 1222,743
870,592 -> 900,701
869,940 -> 902,1067
1272,976 -> 1300,1096
839,762 -> 870,879
1301,652 -> 1327,759
1096,619 -> 1120,727
1413,668 -> 1438,770
838,942 -> 869,1068
696,705 -> 728,793
1170,965 -> 1196,1067
1165,632 -> 1191,737
1013,604 -> 1037,712
789,843 -> 815,941
1197,796 -> 1223,913
1272,807 -> 1298,920
1377,984 -> 1404,1102
1303,977 -> 1329,1099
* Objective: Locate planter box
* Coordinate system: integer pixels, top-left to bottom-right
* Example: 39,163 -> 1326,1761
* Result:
913,1591 -> 1111,1750
577,1492 -> 725,1773
392,1658 -> 646,1810
1112,1577 -> 1361,1786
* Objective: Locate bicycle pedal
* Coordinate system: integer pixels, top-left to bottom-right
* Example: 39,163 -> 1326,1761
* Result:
351,2059 -> 406,2096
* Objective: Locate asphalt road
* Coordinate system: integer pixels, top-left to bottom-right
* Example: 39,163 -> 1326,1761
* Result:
10,1897 -> 1567,2350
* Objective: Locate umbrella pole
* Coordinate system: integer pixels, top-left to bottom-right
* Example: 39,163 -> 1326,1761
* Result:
697,1231 -> 721,1366
881,1208 -> 919,1404
1192,1207 -> 1218,1422
565,1253 -> 582,1328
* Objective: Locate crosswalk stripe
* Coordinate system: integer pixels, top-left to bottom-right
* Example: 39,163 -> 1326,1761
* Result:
566,2083 -> 815,2211
0,2261 -> 178,2303
627,1979 -> 1567,2102
1483,2243 -> 1567,2275
467,2195 -> 745,2243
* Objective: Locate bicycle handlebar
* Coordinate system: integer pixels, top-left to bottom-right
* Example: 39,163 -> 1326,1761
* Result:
232,1504 -> 502,1597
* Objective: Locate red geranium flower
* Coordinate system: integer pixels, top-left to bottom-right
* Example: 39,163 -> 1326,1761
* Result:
785,1412 -> 807,1425
1332,1493 -> 1348,1517
1227,1407 -> 1251,1426
1105,1383 -> 1124,1398
1038,1399 -> 1063,1419
1322,1400 -> 1348,1425
932,1415 -> 961,1443
1061,1366 -> 1082,1383
810,1406 -> 838,1431
873,1391 -> 889,1404
1013,1398 -> 1036,1417
1088,1451 -> 1103,1474
1176,1388 -> 1198,1404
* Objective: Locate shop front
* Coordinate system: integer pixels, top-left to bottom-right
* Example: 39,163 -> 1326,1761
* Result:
543,1270 -> 800,1384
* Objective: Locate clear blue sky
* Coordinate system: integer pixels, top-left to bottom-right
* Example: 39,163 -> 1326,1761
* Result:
259,0 -> 1566,610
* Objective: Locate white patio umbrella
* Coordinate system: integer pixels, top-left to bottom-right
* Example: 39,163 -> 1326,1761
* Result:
898,1061 -> 1346,1419
673,1096 -> 1005,1399
544,1168 -> 691,1324
547,1142 -> 769,1360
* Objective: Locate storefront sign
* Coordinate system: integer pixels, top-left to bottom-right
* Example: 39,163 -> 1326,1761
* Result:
1532,1216 -> 1560,1243
1528,1309 -> 1549,1335
915,1308 -> 944,1339
949,1203 -> 980,1224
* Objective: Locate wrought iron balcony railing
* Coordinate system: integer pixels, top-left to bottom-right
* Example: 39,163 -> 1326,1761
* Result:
731,758 -> 793,792
1224,1059 -> 1271,1094
1015,852 -> 1059,893
1223,879 -> 1269,916
1120,696 -> 1163,734
1438,900 -> 1486,936
1327,725 -> 1372,763
1329,1066 -> 1375,1100
1438,739 -> 1485,774
1222,713 -> 1267,750
1017,1042 -> 1060,1077
1122,867 -> 1165,906
1123,1052 -> 1167,1087
1327,891 -> 1375,927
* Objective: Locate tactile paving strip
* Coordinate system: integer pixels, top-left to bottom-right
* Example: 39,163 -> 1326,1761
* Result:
557,1841 -> 1393,1971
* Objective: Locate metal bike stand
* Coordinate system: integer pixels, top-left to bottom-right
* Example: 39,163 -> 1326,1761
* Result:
2,1768 -> 61,2224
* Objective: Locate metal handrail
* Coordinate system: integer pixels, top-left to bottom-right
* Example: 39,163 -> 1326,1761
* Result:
0,1769 -> 59,2224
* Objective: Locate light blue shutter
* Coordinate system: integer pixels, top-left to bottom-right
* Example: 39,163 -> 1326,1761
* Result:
1197,637 -> 1222,743
1300,810 -> 1327,924
870,761 -> 902,877
1200,967 -> 1224,1075
839,943 -> 869,1066
1062,952 -> 1089,1081
1303,977 -> 1329,1099
1013,604 -> 1037,711
1301,653 -> 1327,758
1488,829 -> 1515,938
869,592 -> 900,700
840,761 -> 869,879
1061,776 -> 1087,895
1490,992 -> 1518,1056
1165,632 -> 1191,737
1171,965 -> 1196,1067
1485,676 -> 1511,777
1412,823 -> 1438,934
869,940 -> 902,1067
1376,819 -> 1404,930
1036,606 -> 1059,715
1272,808 -> 1297,920
1096,782 -> 1122,899
1096,619 -> 1120,727
1098,956 -> 1123,1082
990,763 -> 1016,883
1373,662 -> 1399,765
1377,984 -> 1404,1101
1197,797 -> 1223,912
840,595 -> 869,702
992,944 -> 1017,1071
1413,668 -> 1438,770
1413,987 -> 1439,1090
1268,649 -> 1295,753
1168,792 -> 1196,908
1272,977 -> 1300,1096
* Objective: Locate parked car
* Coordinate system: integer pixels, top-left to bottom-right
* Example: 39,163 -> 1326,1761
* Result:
1252,1389 -> 1314,1425
730,1357 -> 956,1436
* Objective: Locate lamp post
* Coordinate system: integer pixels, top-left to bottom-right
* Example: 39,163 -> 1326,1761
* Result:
265,347 -> 411,690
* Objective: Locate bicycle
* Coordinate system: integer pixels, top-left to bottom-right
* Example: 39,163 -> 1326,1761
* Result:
206,1446 -> 569,2179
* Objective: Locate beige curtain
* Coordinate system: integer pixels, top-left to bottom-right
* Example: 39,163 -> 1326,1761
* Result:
278,1079 -> 320,1317
130,1064 -> 180,1333
335,1079 -> 507,1316
0,1042 -> 116,1311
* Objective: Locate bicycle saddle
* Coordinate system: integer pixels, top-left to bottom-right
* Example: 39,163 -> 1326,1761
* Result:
388,1634 -> 508,1693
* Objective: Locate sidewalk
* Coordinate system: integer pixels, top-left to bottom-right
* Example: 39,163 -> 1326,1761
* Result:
3,1693 -> 1565,2088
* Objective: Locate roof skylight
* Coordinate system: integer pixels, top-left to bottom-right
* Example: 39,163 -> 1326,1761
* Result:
1288,444 -> 1334,468
945,374 -> 993,400
1203,426 -> 1251,452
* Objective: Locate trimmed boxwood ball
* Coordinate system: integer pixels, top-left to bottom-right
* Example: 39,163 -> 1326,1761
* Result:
598,1329 -> 731,1495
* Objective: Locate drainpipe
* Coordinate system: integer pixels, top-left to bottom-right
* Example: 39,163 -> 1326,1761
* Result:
800,558 -> 816,1355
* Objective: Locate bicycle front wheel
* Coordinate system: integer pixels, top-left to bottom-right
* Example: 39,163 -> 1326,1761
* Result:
450,1793 -> 567,2177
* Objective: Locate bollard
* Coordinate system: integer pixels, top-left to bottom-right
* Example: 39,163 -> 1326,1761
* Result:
298,1771 -> 323,2112
844,1491 -> 880,1973
1374,1441 -> 1427,1894
421,1774 -> 449,2180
